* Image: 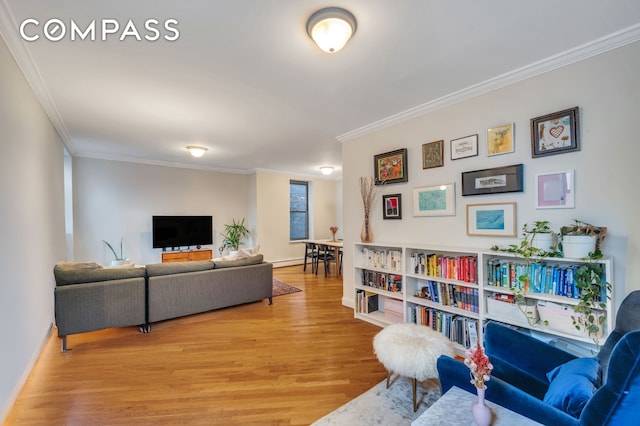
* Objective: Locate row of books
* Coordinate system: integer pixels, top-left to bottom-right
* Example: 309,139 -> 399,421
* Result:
409,252 -> 477,283
355,290 -> 379,314
486,259 -> 606,301
415,280 -> 479,313
360,248 -> 402,272
361,270 -> 402,293
407,306 -> 479,349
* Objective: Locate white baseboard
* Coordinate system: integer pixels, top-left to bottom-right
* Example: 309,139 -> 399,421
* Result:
342,296 -> 354,309
271,259 -> 304,268
1,322 -> 53,424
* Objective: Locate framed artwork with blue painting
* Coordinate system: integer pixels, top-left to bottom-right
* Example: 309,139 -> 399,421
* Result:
466,202 -> 516,236
412,183 -> 455,217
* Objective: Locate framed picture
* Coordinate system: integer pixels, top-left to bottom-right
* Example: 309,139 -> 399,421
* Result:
466,202 -> 517,237
487,123 -> 514,156
462,164 -> 524,196
450,134 -> 478,160
374,148 -> 408,185
531,106 -> 580,157
422,140 -> 444,169
382,194 -> 402,219
412,183 -> 455,217
535,170 -> 575,209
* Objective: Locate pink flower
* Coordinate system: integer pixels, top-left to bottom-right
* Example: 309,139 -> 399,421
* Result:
464,343 -> 493,389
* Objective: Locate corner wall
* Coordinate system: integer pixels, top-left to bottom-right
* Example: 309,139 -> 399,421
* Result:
0,38 -> 67,421
342,42 -> 640,309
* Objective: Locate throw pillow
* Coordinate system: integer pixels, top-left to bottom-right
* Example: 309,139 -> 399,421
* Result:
214,254 -> 264,269
543,357 -> 601,418
238,245 -> 261,259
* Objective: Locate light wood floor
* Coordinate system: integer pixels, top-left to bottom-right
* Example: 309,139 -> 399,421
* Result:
5,266 -> 387,425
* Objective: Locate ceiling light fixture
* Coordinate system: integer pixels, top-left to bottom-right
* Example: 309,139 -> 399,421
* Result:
307,7 -> 357,53
320,166 -> 335,175
186,145 -> 208,158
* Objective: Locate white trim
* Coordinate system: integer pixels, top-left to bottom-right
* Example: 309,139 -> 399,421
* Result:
0,323 -> 53,424
0,0 -> 72,151
337,23 -> 640,142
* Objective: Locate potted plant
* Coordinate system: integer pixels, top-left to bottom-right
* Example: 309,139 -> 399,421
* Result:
560,220 -> 607,259
220,218 -> 251,253
103,238 -> 130,266
571,261 -> 611,348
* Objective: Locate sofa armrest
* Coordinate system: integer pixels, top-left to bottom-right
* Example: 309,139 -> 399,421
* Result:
437,355 -> 579,426
54,277 -> 146,337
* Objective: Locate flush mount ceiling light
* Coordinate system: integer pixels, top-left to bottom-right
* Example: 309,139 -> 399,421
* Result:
320,166 -> 335,175
186,145 -> 208,158
307,7 -> 357,53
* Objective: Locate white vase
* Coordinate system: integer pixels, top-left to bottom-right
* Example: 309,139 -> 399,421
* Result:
110,259 -> 131,267
532,233 -> 555,252
562,235 -> 596,258
472,387 -> 492,426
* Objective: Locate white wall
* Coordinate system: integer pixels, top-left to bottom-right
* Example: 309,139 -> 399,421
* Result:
73,158 -> 251,265
0,39 -> 67,421
72,161 -> 342,267
254,171 -> 341,266
342,42 -> 640,309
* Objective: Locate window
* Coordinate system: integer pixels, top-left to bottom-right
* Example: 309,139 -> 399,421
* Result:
290,180 -> 309,240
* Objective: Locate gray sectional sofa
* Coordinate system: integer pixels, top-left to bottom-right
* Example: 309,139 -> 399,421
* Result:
53,255 -> 273,351
145,255 -> 273,324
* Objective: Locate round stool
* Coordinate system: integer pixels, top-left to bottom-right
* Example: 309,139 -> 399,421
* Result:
373,323 -> 455,411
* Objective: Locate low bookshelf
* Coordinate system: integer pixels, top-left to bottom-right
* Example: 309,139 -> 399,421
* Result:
353,242 -> 614,354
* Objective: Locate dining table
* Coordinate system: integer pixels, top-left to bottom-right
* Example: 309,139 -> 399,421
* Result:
302,239 -> 343,276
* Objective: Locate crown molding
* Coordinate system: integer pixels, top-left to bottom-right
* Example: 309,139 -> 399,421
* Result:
337,23 -> 640,143
75,151 -> 255,174
0,0 -> 73,151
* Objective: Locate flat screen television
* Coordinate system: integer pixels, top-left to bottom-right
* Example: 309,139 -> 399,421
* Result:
152,215 -> 213,249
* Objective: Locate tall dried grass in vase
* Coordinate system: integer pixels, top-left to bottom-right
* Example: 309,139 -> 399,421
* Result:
359,176 -> 381,243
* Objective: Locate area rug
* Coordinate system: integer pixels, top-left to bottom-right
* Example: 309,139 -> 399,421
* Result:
312,377 -> 441,425
272,278 -> 303,297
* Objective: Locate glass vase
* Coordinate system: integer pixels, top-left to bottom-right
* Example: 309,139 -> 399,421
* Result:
360,217 -> 373,243
472,387 -> 492,426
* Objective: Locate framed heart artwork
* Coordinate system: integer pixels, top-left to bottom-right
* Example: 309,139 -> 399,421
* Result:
530,106 -> 579,157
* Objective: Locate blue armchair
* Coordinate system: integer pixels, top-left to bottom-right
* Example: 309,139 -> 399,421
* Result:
437,290 -> 640,426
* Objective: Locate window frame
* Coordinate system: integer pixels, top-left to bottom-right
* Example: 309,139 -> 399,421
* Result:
289,180 -> 309,241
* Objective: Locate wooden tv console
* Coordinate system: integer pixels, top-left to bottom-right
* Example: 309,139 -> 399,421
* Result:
161,249 -> 213,263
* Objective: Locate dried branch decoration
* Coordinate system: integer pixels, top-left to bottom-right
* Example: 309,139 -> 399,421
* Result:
359,176 -> 382,242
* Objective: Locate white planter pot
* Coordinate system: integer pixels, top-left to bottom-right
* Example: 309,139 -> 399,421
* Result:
562,235 -> 596,258
532,233 -> 555,252
110,259 -> 132,267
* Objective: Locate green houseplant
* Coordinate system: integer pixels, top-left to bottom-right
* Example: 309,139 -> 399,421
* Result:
103,238 -> 129,266
571,261 -> 611,348
220,218 -> 251,252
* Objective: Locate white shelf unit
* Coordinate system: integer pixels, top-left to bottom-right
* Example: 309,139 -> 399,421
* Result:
482,252 -> 614,347
353,243 -> 404,328
353,242 -> 614,353
354,242 -> 483,352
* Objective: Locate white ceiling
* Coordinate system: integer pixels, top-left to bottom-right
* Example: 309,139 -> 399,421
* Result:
1,1 -> 639,179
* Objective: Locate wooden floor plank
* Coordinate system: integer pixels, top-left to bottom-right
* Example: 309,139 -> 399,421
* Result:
5,266 -> 386,425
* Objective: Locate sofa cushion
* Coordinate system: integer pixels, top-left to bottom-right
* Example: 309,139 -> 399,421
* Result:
54,263 -> 145,286
145,260 -> 215,277
214,254 -> 263,269
543,357 -> 600,418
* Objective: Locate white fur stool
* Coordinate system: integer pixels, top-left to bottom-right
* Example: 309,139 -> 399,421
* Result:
373,323 -> 455,411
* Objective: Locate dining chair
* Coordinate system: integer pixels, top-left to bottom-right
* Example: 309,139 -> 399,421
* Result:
303,242 -> 318,273
317,244 -> 337,277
